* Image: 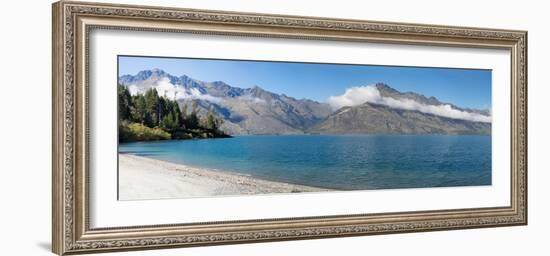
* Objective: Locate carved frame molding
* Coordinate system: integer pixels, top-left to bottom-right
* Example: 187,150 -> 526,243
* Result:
52,1 -> 527,255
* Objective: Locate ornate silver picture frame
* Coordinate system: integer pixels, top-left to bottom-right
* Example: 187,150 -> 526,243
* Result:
52,1 -> 527,255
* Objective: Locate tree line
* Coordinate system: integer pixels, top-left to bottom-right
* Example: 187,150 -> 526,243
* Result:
118,85 -> 229,142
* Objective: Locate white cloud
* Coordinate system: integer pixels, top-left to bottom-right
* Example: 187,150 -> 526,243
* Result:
327,85 -> 491,123
328,86 -> 381,110
238,94 -> 266,104
128,77 -> 223,103
155,77 -> 187,99
187,88 -> 223,103
127,84 -> 141,96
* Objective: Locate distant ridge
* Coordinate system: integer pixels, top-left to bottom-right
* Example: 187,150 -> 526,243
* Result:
119,70 -> 333,134
119,70 -> 491,135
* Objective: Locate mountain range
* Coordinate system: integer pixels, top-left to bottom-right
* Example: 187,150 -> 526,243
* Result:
118,69 -> 491,135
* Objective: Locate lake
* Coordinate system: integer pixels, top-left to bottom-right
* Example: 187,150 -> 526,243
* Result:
119,135 -> 491,190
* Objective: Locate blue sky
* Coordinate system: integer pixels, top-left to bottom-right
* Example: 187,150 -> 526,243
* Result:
118,55 -> 492,109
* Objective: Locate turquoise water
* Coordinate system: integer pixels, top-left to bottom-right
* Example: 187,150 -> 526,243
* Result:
119,135 -> 491,190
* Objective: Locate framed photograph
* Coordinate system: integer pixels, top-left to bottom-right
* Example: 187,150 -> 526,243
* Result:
52,1 -> 527,255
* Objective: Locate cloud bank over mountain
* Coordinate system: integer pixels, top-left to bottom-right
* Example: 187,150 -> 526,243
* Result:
127,77 -> 224,103
119,69 -> 491,135
327,85 -> 491,123
119,70 -> 333,135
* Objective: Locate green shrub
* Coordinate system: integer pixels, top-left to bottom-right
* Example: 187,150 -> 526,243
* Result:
119,122 -> 171,142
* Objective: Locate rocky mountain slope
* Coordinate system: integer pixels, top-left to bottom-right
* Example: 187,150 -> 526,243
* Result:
119,71 -> 491,135
309,102 -> 491,135
310,83 -> 491,135
119,69 -> 332,134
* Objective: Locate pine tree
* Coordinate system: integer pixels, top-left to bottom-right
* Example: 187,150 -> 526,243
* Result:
144,88 -> 160,127
133,95 -> 148,125
118,86 -> 229,141
180,103 -> 188,129
117,85 -> 132,121
206,110 -> 217,130
171,101 -> 182,128
160,101 -> 182,131
187,101 -> 199,129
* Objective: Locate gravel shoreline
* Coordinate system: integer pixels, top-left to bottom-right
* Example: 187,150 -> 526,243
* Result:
118,153 -> 329,200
